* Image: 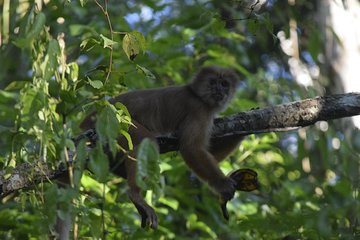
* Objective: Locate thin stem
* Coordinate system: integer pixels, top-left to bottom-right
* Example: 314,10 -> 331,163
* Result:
94,0 -> 114,84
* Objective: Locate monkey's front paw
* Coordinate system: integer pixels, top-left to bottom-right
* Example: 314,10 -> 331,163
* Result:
211,177 -> 236,201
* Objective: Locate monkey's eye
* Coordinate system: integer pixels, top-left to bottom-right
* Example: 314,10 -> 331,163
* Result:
221,80 -> 229,87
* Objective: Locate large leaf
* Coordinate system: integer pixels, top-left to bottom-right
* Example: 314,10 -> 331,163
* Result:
43,184 -> 59,227
95,104 -> 119,156
74,140 -> 87,189
13,12 -> 46,48
89,142 -> 109,183
122,31 -> 146,61
20,88 -> 45,125
41,39 -> 60,82
136,138 -> 160,194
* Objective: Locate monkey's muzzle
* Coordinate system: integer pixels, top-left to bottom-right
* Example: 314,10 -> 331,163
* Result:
213,93 -> 224,101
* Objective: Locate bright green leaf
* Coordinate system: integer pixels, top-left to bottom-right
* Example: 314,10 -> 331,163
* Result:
100,34 -> 118,48
41,39 -> 60,82
158,197 -> 179,210
81,174 -> 109,196
87,77 -> 103,89
120,129 -> 133,150
79,0 -> 88,7
89,142 -> 109,183
67,62 -> 79,81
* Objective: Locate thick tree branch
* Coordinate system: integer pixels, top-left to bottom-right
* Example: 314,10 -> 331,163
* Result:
158,93 -> 360,152
1,92 -> 360,197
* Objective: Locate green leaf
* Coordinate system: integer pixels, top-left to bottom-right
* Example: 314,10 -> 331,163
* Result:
89,142 -> 109,183
65,139 -> 75,151
67,62 -> 79,81
96,104 -> 120,157
136,65 -> 156,81
158,197 -> 179,210
43,185 -> 59,226
69,24 -> 96,36
122,31 -> 146,61
81,175 -> 109,196
87,77 -> 103,89
89,211 -> 102,238
41,39 -> 60,82
136,138 -> 160,193
76,140 -> 87,171
4,81 -> 27,91
79,0 -> 88,7
211,18 -> 246,41
100,34 -> 118,48
69,24 -> 87,35
21,88 -> 45,123
95,105 -> 119,144
211,18 -> 226,35
28,12 -> 46,39
186,214 -> 217,239
264,13 -> 274,33
80,37 -> 101,51
0,89 -> 17,101
247,19 -> 259,35
74,140 -> 87,189
13,12 -> 46,48
131,31 -> 146,51
120,129 -> 133,150
114,102 -> 131,120
308,28 -> 322,61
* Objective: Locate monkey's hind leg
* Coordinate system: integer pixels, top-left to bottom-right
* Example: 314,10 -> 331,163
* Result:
124,123 -> 159,229
126,158 -> 158,229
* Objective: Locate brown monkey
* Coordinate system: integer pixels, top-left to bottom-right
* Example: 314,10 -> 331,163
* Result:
81,66 -> 242,229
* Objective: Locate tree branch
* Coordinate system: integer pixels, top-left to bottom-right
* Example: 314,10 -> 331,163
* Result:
1,92 -> 360,197
158,93 -> 360,152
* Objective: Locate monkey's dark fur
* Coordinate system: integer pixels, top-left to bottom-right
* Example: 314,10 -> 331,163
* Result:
81,66 -> 242,229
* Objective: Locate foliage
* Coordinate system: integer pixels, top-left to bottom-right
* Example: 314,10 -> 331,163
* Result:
0,0 -> 359,239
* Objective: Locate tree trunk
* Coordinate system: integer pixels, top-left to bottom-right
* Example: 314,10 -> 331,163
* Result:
318,0 -> 360,128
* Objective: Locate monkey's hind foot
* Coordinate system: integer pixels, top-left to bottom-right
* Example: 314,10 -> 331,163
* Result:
128,191 -> 158,229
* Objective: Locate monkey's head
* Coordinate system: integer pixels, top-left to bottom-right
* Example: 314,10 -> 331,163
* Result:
190,66 -> 240,111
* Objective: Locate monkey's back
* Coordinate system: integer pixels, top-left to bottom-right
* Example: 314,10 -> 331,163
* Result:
111,86 -> 208,136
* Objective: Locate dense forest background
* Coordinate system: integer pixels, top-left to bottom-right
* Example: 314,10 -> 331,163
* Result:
0,0 -> 359,239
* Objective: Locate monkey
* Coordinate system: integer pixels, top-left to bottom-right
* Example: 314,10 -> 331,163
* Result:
81,66 -> 243,229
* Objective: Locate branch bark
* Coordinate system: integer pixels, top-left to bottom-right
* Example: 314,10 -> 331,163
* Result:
1,92 -> 360,197
159,92 -> 360,152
